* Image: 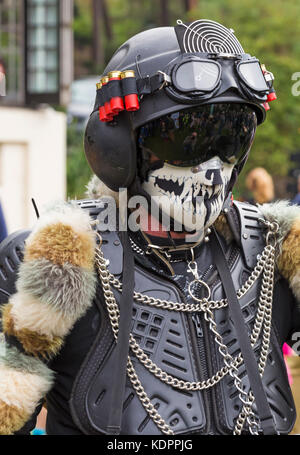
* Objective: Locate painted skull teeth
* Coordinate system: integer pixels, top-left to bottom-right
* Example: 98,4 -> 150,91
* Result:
142,160 -> 234,233
152,175 -> 220,202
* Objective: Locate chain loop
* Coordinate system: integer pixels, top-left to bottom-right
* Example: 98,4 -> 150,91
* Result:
94,219 -> 278,435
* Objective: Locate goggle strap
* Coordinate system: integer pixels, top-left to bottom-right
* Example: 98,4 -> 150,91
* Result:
136,72 -> 170,96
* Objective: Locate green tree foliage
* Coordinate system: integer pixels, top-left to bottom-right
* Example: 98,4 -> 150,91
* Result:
73,0 -> 93,45
190,0 -> 300,197
67,125 -> 93,199
69,0 -> 300,199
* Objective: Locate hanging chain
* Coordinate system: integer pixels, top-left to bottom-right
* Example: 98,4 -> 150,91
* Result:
201,300 -> 260,434
94,219 -> 279,435
233,231 -> 277,434
94,249 -> 273,391
126,357 -> 174,435
107,241 -> 273,311
95,233 -> 174,435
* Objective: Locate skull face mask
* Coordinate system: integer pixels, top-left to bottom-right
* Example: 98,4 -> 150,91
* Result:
137,103 -> 257,237
141,158 -> 235,235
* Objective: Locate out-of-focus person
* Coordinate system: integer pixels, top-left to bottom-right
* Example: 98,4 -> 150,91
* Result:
291,175 -> 300,206
0,58 -> 6,97
31,406 -> 47,435
0,187 -> 8,243
245,167 -> 275,204
0,202 -> 7,243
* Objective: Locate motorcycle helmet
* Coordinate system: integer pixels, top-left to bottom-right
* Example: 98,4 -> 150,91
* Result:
84,19 -> 275,192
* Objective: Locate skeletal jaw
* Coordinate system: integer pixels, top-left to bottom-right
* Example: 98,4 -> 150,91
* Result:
142,160 -> 234,232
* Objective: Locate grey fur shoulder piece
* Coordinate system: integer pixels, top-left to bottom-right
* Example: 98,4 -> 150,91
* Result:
259,200 -> 300,247
85,175 -> 119,204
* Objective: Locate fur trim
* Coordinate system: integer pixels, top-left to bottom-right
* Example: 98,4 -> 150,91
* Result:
1,200 -> 98,352
85,174 -> 119,204
259,200 -> 300,249
0,200 -> 99,432
1,202 -> 97,357
0,343 -> 53,434
30,200 -> 94,237
0,343 -> 54,378
290,270 -> 300,303
25,201 -> 96,268
6,288 -> 89,339
213,214 -> 234,244
0,364 -> 51,412
2,304 -> 63,359
276,218 -> 300,289
24,222 -> 95,268
0,400 -> 28,435
17,259 -> 96,321
6,203 -> 97,344
260,200 -> 300,304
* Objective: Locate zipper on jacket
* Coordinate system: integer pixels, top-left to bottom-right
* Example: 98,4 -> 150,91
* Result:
187,247 -> 239,435
191,314 -> 203,337
190,264 -> 218,434
133,240 -> 240,433
177,263 -> 217,434
200,244 -> 241,435
186,311 -> 213,434
154,271 -> 213,434
139,254 -> 220,433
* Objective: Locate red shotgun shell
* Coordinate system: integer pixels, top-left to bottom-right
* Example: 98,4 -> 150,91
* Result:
108,71 -> 124,114
121,70 -> 140,112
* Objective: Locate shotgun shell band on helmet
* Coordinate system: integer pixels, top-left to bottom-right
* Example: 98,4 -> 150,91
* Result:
85,19 -> 276,192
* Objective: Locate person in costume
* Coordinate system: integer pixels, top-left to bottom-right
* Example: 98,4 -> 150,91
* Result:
0,19 -> 300,436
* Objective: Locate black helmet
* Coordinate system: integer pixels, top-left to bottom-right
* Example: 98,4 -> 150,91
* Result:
84,20 -> 275,191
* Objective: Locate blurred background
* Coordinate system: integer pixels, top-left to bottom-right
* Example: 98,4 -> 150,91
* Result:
1,0 -> 300,234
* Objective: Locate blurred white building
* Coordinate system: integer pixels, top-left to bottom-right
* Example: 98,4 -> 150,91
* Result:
0,105 -> 66,232
0,0 -> 73,233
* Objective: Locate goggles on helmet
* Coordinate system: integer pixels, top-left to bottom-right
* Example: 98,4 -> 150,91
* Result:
95,54 -> 275,125
137,103 -> 257,167
137,53 -> 271,106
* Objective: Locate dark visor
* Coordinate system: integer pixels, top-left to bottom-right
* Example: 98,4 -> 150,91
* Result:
137,104 -> 257,167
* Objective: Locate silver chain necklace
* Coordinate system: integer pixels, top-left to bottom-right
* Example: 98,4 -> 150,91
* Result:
95,219 -> 279,435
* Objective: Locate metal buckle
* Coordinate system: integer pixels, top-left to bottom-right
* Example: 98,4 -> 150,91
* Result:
146,243 -> 172,260
157,71 -> 171,90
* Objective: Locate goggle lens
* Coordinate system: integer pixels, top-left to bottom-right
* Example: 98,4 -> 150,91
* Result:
238,60 -> 269,92
174,60 -> 221,92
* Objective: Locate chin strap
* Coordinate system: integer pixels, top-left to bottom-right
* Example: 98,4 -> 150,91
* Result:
210,228 -> 278,435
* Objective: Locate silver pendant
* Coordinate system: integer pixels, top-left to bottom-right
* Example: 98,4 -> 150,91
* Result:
187,259 -> 211,302
188,279 -> 211,302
